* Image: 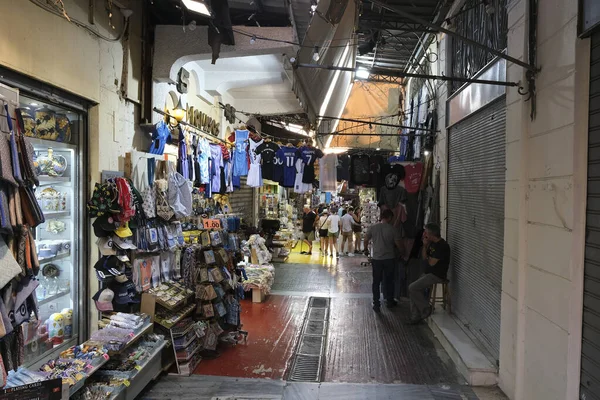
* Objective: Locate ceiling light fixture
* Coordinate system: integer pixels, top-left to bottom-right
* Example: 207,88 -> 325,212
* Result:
250,35 -> 257,44
424,150 -> 431,156
181,0 -> 211,16
30,102 -> 38,106
312,46 -> 320,62
172,97 -> 186,122
375,148 -> 380,151
355,67 -> 370,80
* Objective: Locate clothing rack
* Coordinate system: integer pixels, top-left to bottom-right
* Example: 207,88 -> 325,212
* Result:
152,107 -> 229,146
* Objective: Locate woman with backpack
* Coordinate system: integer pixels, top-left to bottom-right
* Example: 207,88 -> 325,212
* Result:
317,210 -> 330,256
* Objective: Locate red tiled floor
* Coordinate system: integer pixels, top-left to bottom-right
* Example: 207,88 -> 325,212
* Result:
193,295 -> 307,379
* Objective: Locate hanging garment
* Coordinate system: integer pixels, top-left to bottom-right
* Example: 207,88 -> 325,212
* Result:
225,159 -> 234,193
294,158 -> 311,194
246,137 -> 263,188
275,146 -> 297,188
336,153 -> 351,182
319,154 -> 337,192
210,144 -> 223,194
404,163 -> 424,193
255,141 -> 280,181
350,154 -> 370,185
149,121 -> 171,155
198,138 -> 211,184
233,130 -> 249,177
369,155 -> 385,188
297,145 -> 324,184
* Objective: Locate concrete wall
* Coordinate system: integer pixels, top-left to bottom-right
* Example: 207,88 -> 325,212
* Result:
0,0 -> 145,334
429,0 -> 590,399
500,0 -> 589,399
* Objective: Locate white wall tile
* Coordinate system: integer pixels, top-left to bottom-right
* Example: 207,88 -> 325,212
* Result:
523,307 -> 568,400
528,125 -> 575,179
502,255 -> 519,300
536,18 -> 577,91
525,265 -> 571,331
499,292 -> 518,399
530,74 -> 575,137
505,181 -> 519,221
505,101 -> 524,144
506,141 -> 522,181
504,218 -> 519,260
526,223 -> 572,280
507,0 -> 526,30
537,0 -> 577,46
527,178 -> 574,230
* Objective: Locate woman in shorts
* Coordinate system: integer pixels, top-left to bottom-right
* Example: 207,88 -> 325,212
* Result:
317,210 -> 331,256
327,208 -> 341,258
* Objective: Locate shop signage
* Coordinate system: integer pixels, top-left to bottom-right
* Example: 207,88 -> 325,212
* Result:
177,67 -> 189,94
186,105 -> 220,136
0,378 -> 63,400
202,219 -> 222,229
579,0 -> 600,36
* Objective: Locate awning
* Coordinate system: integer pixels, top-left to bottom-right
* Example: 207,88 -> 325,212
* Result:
292,0 -> 358,125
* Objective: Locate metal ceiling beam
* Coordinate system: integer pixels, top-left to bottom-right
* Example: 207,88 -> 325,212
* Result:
359,21 -> 435,32
317,132 -> 435,137
365,0 -> 537,73
317,116 -> 437,132
296,63 -> 521,87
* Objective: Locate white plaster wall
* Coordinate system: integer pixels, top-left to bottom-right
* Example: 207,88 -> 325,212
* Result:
0,0 -> 145,335
429,0 -> 589,398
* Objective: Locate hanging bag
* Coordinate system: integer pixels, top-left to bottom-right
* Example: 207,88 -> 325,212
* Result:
154,160 -> 174,222
142,158 -> 157,219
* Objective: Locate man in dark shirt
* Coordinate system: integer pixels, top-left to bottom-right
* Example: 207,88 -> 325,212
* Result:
300,207 -> 317,255
408,223 -> 451,324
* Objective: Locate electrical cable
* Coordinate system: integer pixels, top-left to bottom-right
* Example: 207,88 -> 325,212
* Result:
29,0 -> 127,42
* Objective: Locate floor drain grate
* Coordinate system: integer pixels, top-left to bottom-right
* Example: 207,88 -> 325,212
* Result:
289,354 -> 322,382
288,297 -> 330,382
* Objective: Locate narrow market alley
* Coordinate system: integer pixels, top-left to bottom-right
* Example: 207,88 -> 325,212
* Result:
141,252 -> 506,399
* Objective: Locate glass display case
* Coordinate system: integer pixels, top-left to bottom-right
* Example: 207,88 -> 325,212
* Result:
17,94 -> 85,366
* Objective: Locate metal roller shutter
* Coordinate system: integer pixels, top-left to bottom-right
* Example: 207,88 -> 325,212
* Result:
447,97 -> 506,360
581,31 -> 600,400
228,177 -> 257,226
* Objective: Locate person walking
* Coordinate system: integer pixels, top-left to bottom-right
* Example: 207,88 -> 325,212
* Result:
317,210 -> 330,256
408,223 -> 451,324
341,206 -> 359,256
327,208 -> 341,258
300,206 -> 317,255
364,209 -> 402,313
353,207 -> 363,253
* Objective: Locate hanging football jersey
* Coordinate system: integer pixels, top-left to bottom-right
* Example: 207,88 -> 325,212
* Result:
275,146 -> 297,188
294,158 -> 311,194
198,138 -> 211,184
297,145 -> 324,184
210,144 -> 223,193
255,141 -> 280,181
247,137 -> 263,187
404,162 -> 424,193
233,130 -> 249,177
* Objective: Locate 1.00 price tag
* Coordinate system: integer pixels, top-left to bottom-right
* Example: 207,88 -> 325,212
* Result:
203,219 -> 221,229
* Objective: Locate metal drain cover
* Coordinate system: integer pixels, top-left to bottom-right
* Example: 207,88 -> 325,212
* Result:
303,320 -> 327,336
289,354 -> 322,382
211,397 -> 282,400
298,335 -> 324,355
310,297 -> 330,308
308,307 -> 328,321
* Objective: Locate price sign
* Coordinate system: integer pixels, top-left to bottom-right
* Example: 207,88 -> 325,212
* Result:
123,380 -> 131,387
203,219 -> 221,229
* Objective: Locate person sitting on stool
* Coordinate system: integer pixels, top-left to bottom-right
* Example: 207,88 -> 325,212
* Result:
408,223 -> 451,324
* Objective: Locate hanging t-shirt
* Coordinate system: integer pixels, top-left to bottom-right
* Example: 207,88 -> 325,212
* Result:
369,155 -> 385,188
276,146 -> 297,188
337,154 -> 351,182
297,146 -> 324,184
350,154 -> 370,185
210,144 -> 223,194
247,137 -> 263,188
198,138 -> 211,184
255,141 -> 280,181
404,162 -> 424,193
294,158 -> 311,194
233,130 -> 249,177
319,154 -> 337,192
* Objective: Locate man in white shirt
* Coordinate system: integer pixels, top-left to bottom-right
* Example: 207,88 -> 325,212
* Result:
327,209 -> 341,258
341,207 -> 358,256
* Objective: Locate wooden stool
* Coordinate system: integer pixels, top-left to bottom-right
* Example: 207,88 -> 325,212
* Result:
429,280 -> 451,314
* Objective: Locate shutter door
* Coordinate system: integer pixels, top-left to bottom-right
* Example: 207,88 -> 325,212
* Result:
447,97 -> 506,360
581,31 -> 600,400
229,177 -> 256,226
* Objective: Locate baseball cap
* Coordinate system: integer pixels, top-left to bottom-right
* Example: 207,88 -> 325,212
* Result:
113,280 -> 140,304
114,222 -> 133,238
96,237 -> 117,256
93,214 -> 118,238
112,235 -> 137,250
92,288 -> 114,311
94,256 -> 124,281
